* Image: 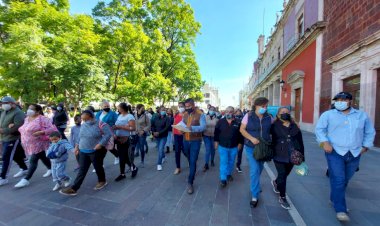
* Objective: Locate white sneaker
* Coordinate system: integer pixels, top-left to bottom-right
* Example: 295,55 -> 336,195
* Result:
0,178 -> 9,186
13,169 -> 28,178
336,212 -> 350,221
157,165 -> 162,171
63,178 -> 71,187
52,183 -> 61,191
114,157 -> 119,165
15,178 -> 30,188
43,170 -> 52,178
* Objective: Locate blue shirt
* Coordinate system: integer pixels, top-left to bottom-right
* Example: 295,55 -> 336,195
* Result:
190,113 -> 206,132
315,108 -> 376,157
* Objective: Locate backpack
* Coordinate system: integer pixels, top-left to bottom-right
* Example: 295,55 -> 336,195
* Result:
98,121 -> 115,150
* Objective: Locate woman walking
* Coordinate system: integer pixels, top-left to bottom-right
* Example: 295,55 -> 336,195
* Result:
15,104 -> 57,188
134,104 -> 150,167
113,103 -> 138,181
240,97 -> 272,208
271,107 -> 305,209
52,103 -> 68,140
60,110 -> 112,196
203,106 -> 218,172
165,109 -> 174,153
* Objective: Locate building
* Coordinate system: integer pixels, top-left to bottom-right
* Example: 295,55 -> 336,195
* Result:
320,0 -> 380,146
246,0 -> 325,132
199,83 -> 221,110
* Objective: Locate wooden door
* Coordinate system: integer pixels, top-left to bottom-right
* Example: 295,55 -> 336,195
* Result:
343,75 -> 360,109
375,69 -> 380,147
294,88 -> 301,122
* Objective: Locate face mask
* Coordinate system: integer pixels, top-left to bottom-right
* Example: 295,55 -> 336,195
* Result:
103,108 -> 111,112
209,110 -> 215,116
160,111 -> 166,116
216,112 -> 221,117
57,107 -> 62,111
280,113 -> 291,121
258,107 -> 267,115
140,110 -> 145,114
225,114 -> 233,119
178,107 -> 185,113
334,101 -> 349,111
185,108 -> 193,114
75,122 -> 81,126
26,109 -> 36,117
2,104 -> 11,111
235,115 -> 242,119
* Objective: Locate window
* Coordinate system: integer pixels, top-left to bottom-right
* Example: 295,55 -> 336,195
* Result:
297,14 -> 304,38
205,100 -> 210,104
204,93 -> 210,98
278,47 -> 281,60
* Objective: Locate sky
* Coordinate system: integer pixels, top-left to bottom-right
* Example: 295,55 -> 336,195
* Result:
69,0 -> 283,107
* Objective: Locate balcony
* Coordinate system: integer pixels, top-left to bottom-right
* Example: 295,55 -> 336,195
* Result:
258,59 -> 279,84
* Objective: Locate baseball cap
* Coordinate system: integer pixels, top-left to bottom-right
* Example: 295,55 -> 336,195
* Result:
332,92 -> 353,100
1,96 -> 16,103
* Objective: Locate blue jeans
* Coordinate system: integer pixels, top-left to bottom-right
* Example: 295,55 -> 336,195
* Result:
174,134 -> 185,168
51,161 -> 69,184
245,145 -> 264,199
203,136 -> 215,165
325,150 -> 361,213
156,137 -> 167,165
137,134 -> 147,163
183,140 -> 201,185
218,146 -> 238,181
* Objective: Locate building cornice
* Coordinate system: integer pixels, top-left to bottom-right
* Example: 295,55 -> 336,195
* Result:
326,30 -> 380,65
250,21 -> 326,97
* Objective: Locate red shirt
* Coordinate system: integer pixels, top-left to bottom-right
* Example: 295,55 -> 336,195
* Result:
173,113 -> 183,135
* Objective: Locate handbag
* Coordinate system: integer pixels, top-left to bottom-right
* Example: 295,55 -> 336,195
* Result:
253,137 -> 274,161
116,136 -> 129,144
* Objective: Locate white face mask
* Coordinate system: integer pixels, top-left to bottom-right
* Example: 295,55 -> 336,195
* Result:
178,107 -> 185,113
26,109 -> 36,117
2,104 -> 11,111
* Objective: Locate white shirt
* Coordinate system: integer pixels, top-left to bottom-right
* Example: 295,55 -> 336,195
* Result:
115,114 -> 135,136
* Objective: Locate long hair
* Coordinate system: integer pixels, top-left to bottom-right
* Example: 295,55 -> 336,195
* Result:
119,103 -> 133,114
30,104 -> 44,116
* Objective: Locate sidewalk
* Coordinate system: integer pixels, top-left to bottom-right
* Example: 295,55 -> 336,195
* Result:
265,131 -> 380,226
0,131 -> 378,225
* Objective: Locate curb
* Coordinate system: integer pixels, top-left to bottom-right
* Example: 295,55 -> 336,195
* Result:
264,162 -> 307,226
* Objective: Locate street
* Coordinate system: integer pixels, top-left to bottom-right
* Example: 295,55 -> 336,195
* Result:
0,131 -> 379,226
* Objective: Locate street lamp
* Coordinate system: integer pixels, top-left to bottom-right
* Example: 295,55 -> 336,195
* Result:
280,80 -> 286,91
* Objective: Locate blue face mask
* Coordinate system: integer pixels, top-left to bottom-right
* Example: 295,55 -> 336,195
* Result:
225,114 -> 233,120
209,110 -> 215,116
334,101 -> 349,111
160,111 -> 166,116
258,107 -> 267,115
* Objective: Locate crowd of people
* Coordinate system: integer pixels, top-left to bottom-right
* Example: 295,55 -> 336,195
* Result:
0,92 -> 376,222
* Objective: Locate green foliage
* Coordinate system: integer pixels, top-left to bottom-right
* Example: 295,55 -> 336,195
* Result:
0,0 -> 203,107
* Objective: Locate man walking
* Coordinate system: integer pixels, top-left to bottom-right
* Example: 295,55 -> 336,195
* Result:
182,98 -> 206,194
0,96 -> 28,186
214,106 -> 243,188
315,92 -> 376,222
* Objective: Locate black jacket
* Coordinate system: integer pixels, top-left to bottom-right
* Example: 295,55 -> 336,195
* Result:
270,120 -> 305,163
214,118 -> 244,148
53,110 -> 68,127
151,115 -> 171,138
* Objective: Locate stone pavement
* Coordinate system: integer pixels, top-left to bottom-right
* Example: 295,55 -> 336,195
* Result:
0,131 -> 379,226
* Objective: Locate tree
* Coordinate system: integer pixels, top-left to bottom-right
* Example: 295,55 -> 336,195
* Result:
0,0 -> 106,111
